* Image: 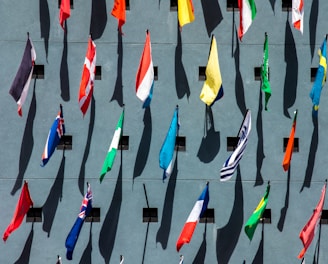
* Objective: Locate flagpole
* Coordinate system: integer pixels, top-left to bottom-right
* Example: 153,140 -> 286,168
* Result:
120,255 -> 124,264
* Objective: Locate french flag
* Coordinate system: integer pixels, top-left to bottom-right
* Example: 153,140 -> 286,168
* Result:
176,182 -> 209,252
136,30 -> 154,108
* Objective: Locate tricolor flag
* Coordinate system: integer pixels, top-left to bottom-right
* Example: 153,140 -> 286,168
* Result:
9,34 -> 36,117
111,0 -> 126,34
136,30 -> 154,108
41,105 -> 65,167
220,109 -> 252,181
178,0 -> 195,28
298,182 -> 326,259
159,106 -> 179,180
78,37 -> 96,116
244,183 -> 270,240
199,35 -> 224,106
238,0 -> 257,41
59,0 -> 70,30
261,32 -> 271,111
65,183 -> 92,260
309,38 -> 327,114
282,110 -> 298,172
100,109 -> 124,183
292,0 -> 304,34
3,181 -> 33,241
176,182 -> 209,252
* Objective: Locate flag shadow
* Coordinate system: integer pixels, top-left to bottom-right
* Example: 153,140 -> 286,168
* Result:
11,80 -> 36,196
39,0 -> 50,62
309,0 -> 319,62
216,167 -> 244,264
99,164 -> 122,264
192,224 -> 207,264
78,96 -> 95,196
14,224 -> 34,264
79,221 -> 93,264
42,152 -> 65,237
255,89 -> 264,186
200,0 -> 223,37
277,167 -> 291,232
89,0 -> 107,40
268,0 -> 275,13
251,222 -> 264,264
60,28 -> 70,102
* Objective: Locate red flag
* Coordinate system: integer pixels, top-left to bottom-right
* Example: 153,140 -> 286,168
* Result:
78,37 -> 96,116
111,0 -> 126,34
298,182 -> 326,259
282,110 -> 298,171
3,181 -> 33,241
59,0 -> 70,30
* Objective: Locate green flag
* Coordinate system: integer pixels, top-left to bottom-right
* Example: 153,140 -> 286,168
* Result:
244,183 -> 270,240
261,33 -> 271,111
100,109 -> 124,183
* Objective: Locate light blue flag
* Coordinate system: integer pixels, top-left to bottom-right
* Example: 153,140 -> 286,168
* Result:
159,106 -> 179,180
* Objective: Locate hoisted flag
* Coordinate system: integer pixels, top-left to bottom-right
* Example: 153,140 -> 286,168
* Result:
261,33 -> 271,111
178,0 -> 195,28
220,109 -> 252,181
9,34 -> 36,117
244,183 -> 270,240
136,30 -> 154,108
78,37 -> 96,116
298,182 -> 326,259
65,183 -> 92,260
59,0 -> 70,30
159,106 -> 179,180
199,35 -> 224,106
238,0 -> 257,40
100,109 -> 124,183
282,110 -> 298,171
3,181 -> 33,241
41,105 -> 65,167
292,0 -> 304,34
176,182 -> 209,252
111,0 -> 126,34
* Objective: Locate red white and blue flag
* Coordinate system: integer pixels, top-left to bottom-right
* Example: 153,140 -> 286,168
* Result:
136,30 -> 154,108
9,34 -> 36,117
41,105 -> 65,167
176,182 -> 209,252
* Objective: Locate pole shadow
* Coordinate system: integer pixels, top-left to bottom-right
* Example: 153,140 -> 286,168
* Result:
255,89 -> 264,186
277,167 -> 290,232
79,222 -> 93,264
268,0 -> 275,13
192,224 -> 207,264
39,0 -> 50,62
309,0 -> 319,62
251,222 -> 264,264
60,28 -> 70,102
89,0 -> 107,40
200,0 -> 223,37
14,224 -> 34,264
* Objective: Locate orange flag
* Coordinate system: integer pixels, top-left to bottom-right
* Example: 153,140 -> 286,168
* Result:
59,0 -> 70,30
111,0 -> 126,34
282,110 -> 298,171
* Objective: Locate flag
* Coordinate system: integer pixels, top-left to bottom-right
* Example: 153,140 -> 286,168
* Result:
282,110 -> 298,171
159,106 -> 179,180
244,183 -> 270,241
220,109 -> 252,181
100,109 -> 124,183
261,32 -> 271,111
238,0 -> 257,40
59,0 -> 70,30
136,30 -> 154,108
9,34 -> 36,117
3,181 -> 33,241
176,182 -> 209,252
298,182 -> 326,259
309,38 -> 327,113
41,105 -> 65,167
292,0 -> 304,34
199,35 -> 224,106
78,37 -> 96,116
178,0 -> 195,28
111,0 -> 126,34
65,183 -> 92,260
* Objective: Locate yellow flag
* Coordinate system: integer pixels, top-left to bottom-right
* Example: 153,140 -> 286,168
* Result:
178,0 -> 195,27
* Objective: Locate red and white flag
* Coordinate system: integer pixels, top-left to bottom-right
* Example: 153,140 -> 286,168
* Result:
292,0 -> 304,34
238,0 -> 257,41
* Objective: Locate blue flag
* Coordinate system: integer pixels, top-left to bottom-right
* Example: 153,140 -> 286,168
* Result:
65,183 -> 92,260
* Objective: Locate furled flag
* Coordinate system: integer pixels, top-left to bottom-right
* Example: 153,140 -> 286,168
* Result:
282,110 -> 298,172
309,37 -> 327,114
261,32 -> 271,111
220,109 -> 252,181
298,182 -> 327,259
159,106 -> 179,180
65,183 -> 92,260
244,183 -> 270,240
41,105 -> 65,167
9,34 -> 36,117
111,0 -> 126,34
78,37 -> 96,116
59,0 -> 70,30
178,0 -> 195,28
3,181 -> 33,241
136,30 -> 154,108
176,182 -> 209,252
238,0 -> 257,41
292,0 -> 304,34
100,109 -> 124,183
199,35 -> 224,106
